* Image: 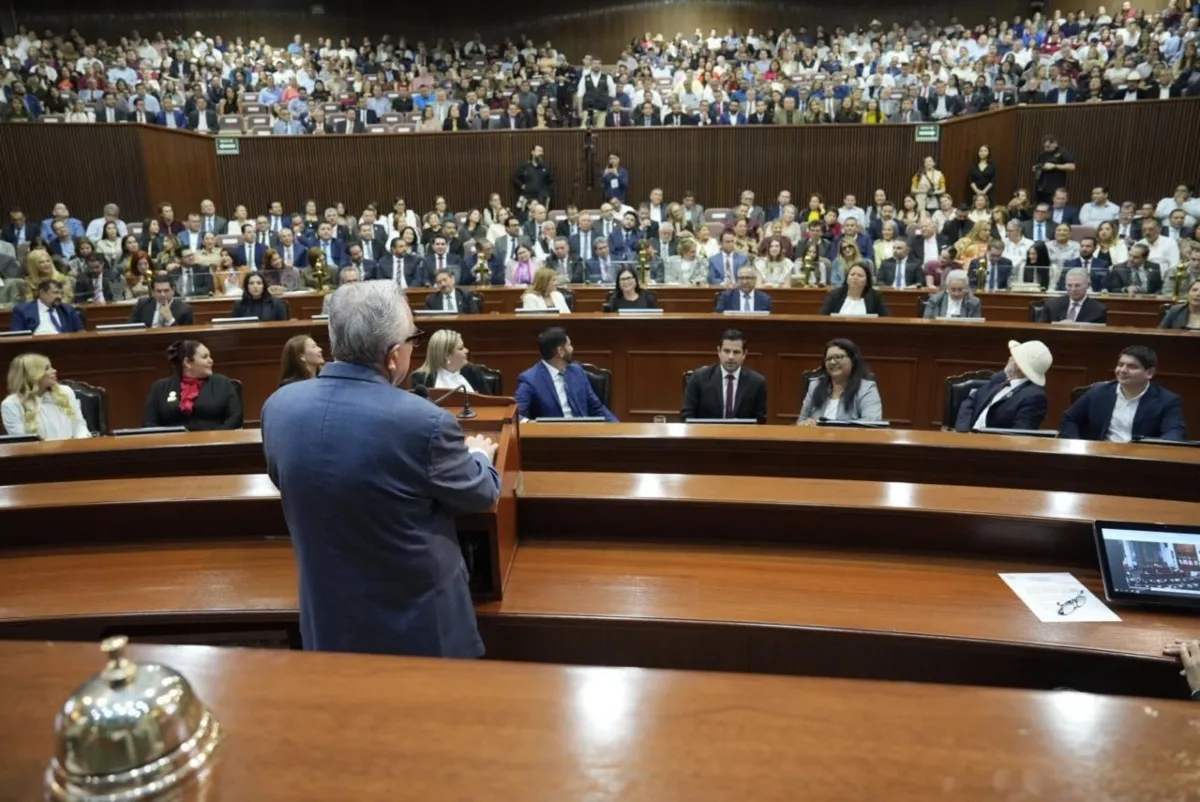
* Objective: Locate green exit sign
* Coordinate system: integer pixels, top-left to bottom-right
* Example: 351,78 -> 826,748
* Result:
914,125 -> 940,143
215,137 -> 240,156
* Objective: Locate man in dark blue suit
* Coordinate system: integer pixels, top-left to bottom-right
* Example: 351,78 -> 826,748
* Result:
1059,346 -> 1186,442
2,208 -> 39,247
231,224 -> 268,270
1049,188 -> 1081,226
274,227 -> 308,268
954,339 -> 1052,432
369,239 -> 424,286
715,266 -> 772,312
311,222 -> 347,268
11,279 -> 85,334
608,212 -> 643,261
155,98 -> 188,129
765,191 -> 793,222
421,236 -> 468,285
464,240 -> 506,286
1057,237 -> 1111,290
262,281 -> 500,657
514,327 -> 618,421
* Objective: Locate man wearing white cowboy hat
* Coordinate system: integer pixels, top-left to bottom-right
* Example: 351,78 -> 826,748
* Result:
954,339 -> 1053,432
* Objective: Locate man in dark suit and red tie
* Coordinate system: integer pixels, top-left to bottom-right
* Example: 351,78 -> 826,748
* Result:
680,329 -> 768,423
514,327 -> 618,421
954,340 -> 1052,432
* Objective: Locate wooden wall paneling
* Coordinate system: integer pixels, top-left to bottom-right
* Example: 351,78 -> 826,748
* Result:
938,108 -> 1018,208
0,124 -> 150,223
138,126 -> 222,221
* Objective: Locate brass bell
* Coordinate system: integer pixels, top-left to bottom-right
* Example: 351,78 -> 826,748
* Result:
45,635 -> 222,801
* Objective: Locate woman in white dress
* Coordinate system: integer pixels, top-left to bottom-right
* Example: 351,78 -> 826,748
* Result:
2,353 -> 91,440
521,267 -> 571,313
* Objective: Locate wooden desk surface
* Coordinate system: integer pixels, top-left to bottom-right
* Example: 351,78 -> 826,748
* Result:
2,313 -> 1197,429
5,426 -> 1199,502
2,639 -> 1196,802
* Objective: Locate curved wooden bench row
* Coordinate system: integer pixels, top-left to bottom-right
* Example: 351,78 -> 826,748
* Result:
4,426 -> 1200,502
0,540 -> 1190,699
4,637 -> 1197,802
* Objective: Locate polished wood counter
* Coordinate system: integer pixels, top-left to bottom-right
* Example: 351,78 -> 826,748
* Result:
2,313 -> 1197,429
3,640 -> 1195,802
4,426 -> 1199,501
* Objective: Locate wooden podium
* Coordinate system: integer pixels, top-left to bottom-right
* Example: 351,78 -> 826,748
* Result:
432,391 -> 520,602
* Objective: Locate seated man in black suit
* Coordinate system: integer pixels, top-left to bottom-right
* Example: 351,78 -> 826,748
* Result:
1105,243 -> 1163,296
603,99 -> 632,128
424,267 -> 478,314
168,250 -> 216,298
965,240 -> 1015,291
544,237 -> 585,284
954,339 -> 1052,432
368,238 -> 423,287
465,239 -> 506,286
421,236 -> 466,285
632,100 -> 661,127
128,272 -> 195,328
1059,346 -> 1186,442
72,253 -> 123,304
680,329 -> 768,423
1037,268 -> 1107,324
876,240 -> 924,289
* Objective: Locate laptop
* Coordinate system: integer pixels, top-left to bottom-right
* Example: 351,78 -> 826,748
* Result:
1094,520 -> 1200,611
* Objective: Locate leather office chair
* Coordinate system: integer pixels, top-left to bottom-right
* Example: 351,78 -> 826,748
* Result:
1028,301 -> 1045,323
916,295 -> 930,317
475,364 -> 503,395
941,370 -> 995,430
60,379 -> 108,436
1160,303 -> 1174,323
579,363 -> 612,408
1069,384 -> 1093,404
231,379 -> 244,417
558,287 -> 577,312
468,291 -> 485,314
682,370 -> 695,391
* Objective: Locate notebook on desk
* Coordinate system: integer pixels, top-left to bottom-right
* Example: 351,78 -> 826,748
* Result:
112,426 -> 189,437
96,323 -> 147,332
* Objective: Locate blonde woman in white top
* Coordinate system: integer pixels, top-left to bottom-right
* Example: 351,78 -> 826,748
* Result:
521,267 -> 571,313
1,353 -> 90,440
414,329 -> 479,393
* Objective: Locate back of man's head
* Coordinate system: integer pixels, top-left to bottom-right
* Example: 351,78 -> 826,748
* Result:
328,280 -> 412,367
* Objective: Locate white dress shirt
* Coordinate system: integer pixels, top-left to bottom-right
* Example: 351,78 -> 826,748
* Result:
34,301 -> 60,335
434,368 -> 475,393
946,296 -> 964,317
838,297 -> 868,316
1107,383 -> 1148,443
972,378 -> 1028,430
738,291 -> 757,311
151,304 -> 176,327
541,360 -> 573,417
1,387 -> 91,440
921,235 -> 940,265
438,291 -> 458,312
1138,235 -> 1180,269
522,291 -> 570,313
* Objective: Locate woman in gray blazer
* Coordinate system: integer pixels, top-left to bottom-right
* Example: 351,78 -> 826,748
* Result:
798,338 -> 884,425
1158,278 -> 1200,330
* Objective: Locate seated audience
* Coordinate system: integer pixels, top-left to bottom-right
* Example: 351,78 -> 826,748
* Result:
322,267 -> 361,314
708,232 -> 750,285
1160,279 -> 1200,330
277,334 -> 325,387
715,265 -> 772,312
754,239 -> 793,287
506,244 -> 541,287
11,279 -> 85,334
954,340 -> 1052,432
1037,268 -> 1108,324
966,240 -> 1014,291
680,328 -> 767,423
798,339 -> 883,425
603,267 -> 659,311
514,326 -> 617,421
819,263 -> 890,316
1023,241 -> 1054,290
924,269 -> 982,318
168,250 -> 216,298
232,272 -> 290,321
1057,236 -> 1111,291
301,247 -> 338,291
521,267 -> 571,313
143,339 -> 244,431
425,267 -> 478,313
24,249 -> 72,300
1060,345 -> 1187,442
665,238 -> 707,286
410,329 -> 489,393
877,240 -> 923,289
1,353 -> 91,440
73,253 -> 123,304
128,272 -> 196,328
1106,243 -> 1164,295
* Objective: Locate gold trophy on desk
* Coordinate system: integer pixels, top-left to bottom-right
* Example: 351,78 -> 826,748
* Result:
975,259 -> 988,294
306,247 -> 329,293
636,238 -> 651,287
1172,262 -> 1188,302
790,250 -> 816,287
472,260 -> 491,287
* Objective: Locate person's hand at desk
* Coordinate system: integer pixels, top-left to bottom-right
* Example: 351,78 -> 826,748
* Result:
158,300 -> 175,325
1164,640 -> 1200,699
466,433 -> 498,462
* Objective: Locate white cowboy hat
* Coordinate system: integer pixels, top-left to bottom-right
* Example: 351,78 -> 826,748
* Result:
1008,339 -> 1052,387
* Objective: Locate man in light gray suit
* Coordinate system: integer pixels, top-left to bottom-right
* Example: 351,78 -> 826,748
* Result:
888,97 -> 925,123
469,107 -> 498,130
493,216 -> 532,263
682,191 -> 705,231
923,269 -> 983,318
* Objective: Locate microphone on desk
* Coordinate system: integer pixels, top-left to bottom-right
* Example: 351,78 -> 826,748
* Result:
428,384 -> 477,420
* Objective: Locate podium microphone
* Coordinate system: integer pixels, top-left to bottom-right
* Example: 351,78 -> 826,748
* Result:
429,384 -> 478,419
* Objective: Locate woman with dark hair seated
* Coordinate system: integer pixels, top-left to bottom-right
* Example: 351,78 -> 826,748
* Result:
232,272 -> 289,321
818,263 -> 891,317
797,339 -> 883,426
278,334 -> 325,387
602,267 -> 659,311
143,339 -> 243,430
1024,241 -> 1053,290
409,329 -> 490,393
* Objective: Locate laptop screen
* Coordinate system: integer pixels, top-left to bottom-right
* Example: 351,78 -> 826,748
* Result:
1094,520 -> 1200,609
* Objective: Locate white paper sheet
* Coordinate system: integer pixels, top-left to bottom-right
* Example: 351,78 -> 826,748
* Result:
999,573 -> 1122,623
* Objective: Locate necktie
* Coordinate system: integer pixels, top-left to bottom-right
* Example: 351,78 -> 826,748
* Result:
438,256 -> 445,274
988,263 -> 996,290
582,234 -> 590,257
724,373 -> 735,418
445,293 -> 456,312
614,114 -> 621,127
725,256 -> 733,284
1068,301 -> 1080,321
93,280 -> 104,304
183,269 -> 192,296
283,247 -> 292,266
323,242 -> 332,264
247,246 -> 255,270
742,293 -> 751,311
205,216 -> 213,232
1036,223 -> 1043,240
895,264 -> 903,288
364,242 -> 372,261
396,259 -> 407,288
50,308 -> 63,332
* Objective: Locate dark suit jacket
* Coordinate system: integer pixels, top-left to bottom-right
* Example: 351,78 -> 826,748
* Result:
877,256 -> 925,288
1160,304 -> 1197,329
1049,205 -> 1081,226
544,255 -> 585,284
187,109 -> 220,131
1039,89 -> 1079,105
965,257 -> 1015,290
818,287 -> 891,316
1105,261 -> 1163,295
409,363 -> 490,393
954,372 -> 1048,432
1060,381 -> 1185,441
1036,294 -> 1107,324
681,364 -> 768,423
918,93 -> 963,117
11,300 -> 85,333
632,112 -> 661,126
275,242 -> 309,268
715,289 -> 773,312
166,266 -> 216,298
143,374 -> 243,431
72,270 -> 123,304
334,119 -> 367,134
423,288 -> 478,314
127,297 -> 195,327
231,243 -> 269,269
421,253 -> 468,285
498,113 -> 528,129
312,238 -> 347,267
514,362 -> 617,421
663,112 -> 696,126
1058,256 -> 1113,291
603,111 -> 632,127
232,296 -> 290,321
370,254 -> 424,286
1,223 -> 38,246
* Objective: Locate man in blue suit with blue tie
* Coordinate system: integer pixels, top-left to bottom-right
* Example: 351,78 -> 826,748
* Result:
11,279 -> 85,334
155,97 -> 188,129
311,222 -> 347,268
708,232 -> 751,285
514,327 -> 618,421
715,266 -> 773,312
608,212 -> 643,262
1057,237 -> 1110,291
262,281 -> 501,657
1059,346 -> 1186,442
231,224 -> 267,270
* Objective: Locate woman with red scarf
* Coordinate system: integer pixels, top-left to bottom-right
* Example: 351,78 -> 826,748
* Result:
142,340 -> 243,430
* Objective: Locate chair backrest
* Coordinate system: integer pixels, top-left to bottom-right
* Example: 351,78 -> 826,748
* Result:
579,363 -> 612,408
1069,225 -> 1097,242
916,295 -> 930,317
467,291 -> 485,314
242,102 -> 267,114
126,222 -> 144,238
1160,303 -> 1173,322
559,287 -> 576,311
706,221 -> 725,240
219,115 -> 244,131
60,379 -> 108,436
475,364 -> 503,395
682,369 -> 695,391
703,208 -> 733,223
1027,301 -> 1045,323
942,370 -> 995,430
1070,384 -> 1092,404
231,379 -> 244,410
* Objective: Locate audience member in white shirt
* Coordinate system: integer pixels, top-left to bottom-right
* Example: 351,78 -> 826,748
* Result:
520,267 -> 571,313
1,353 -> 91,440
